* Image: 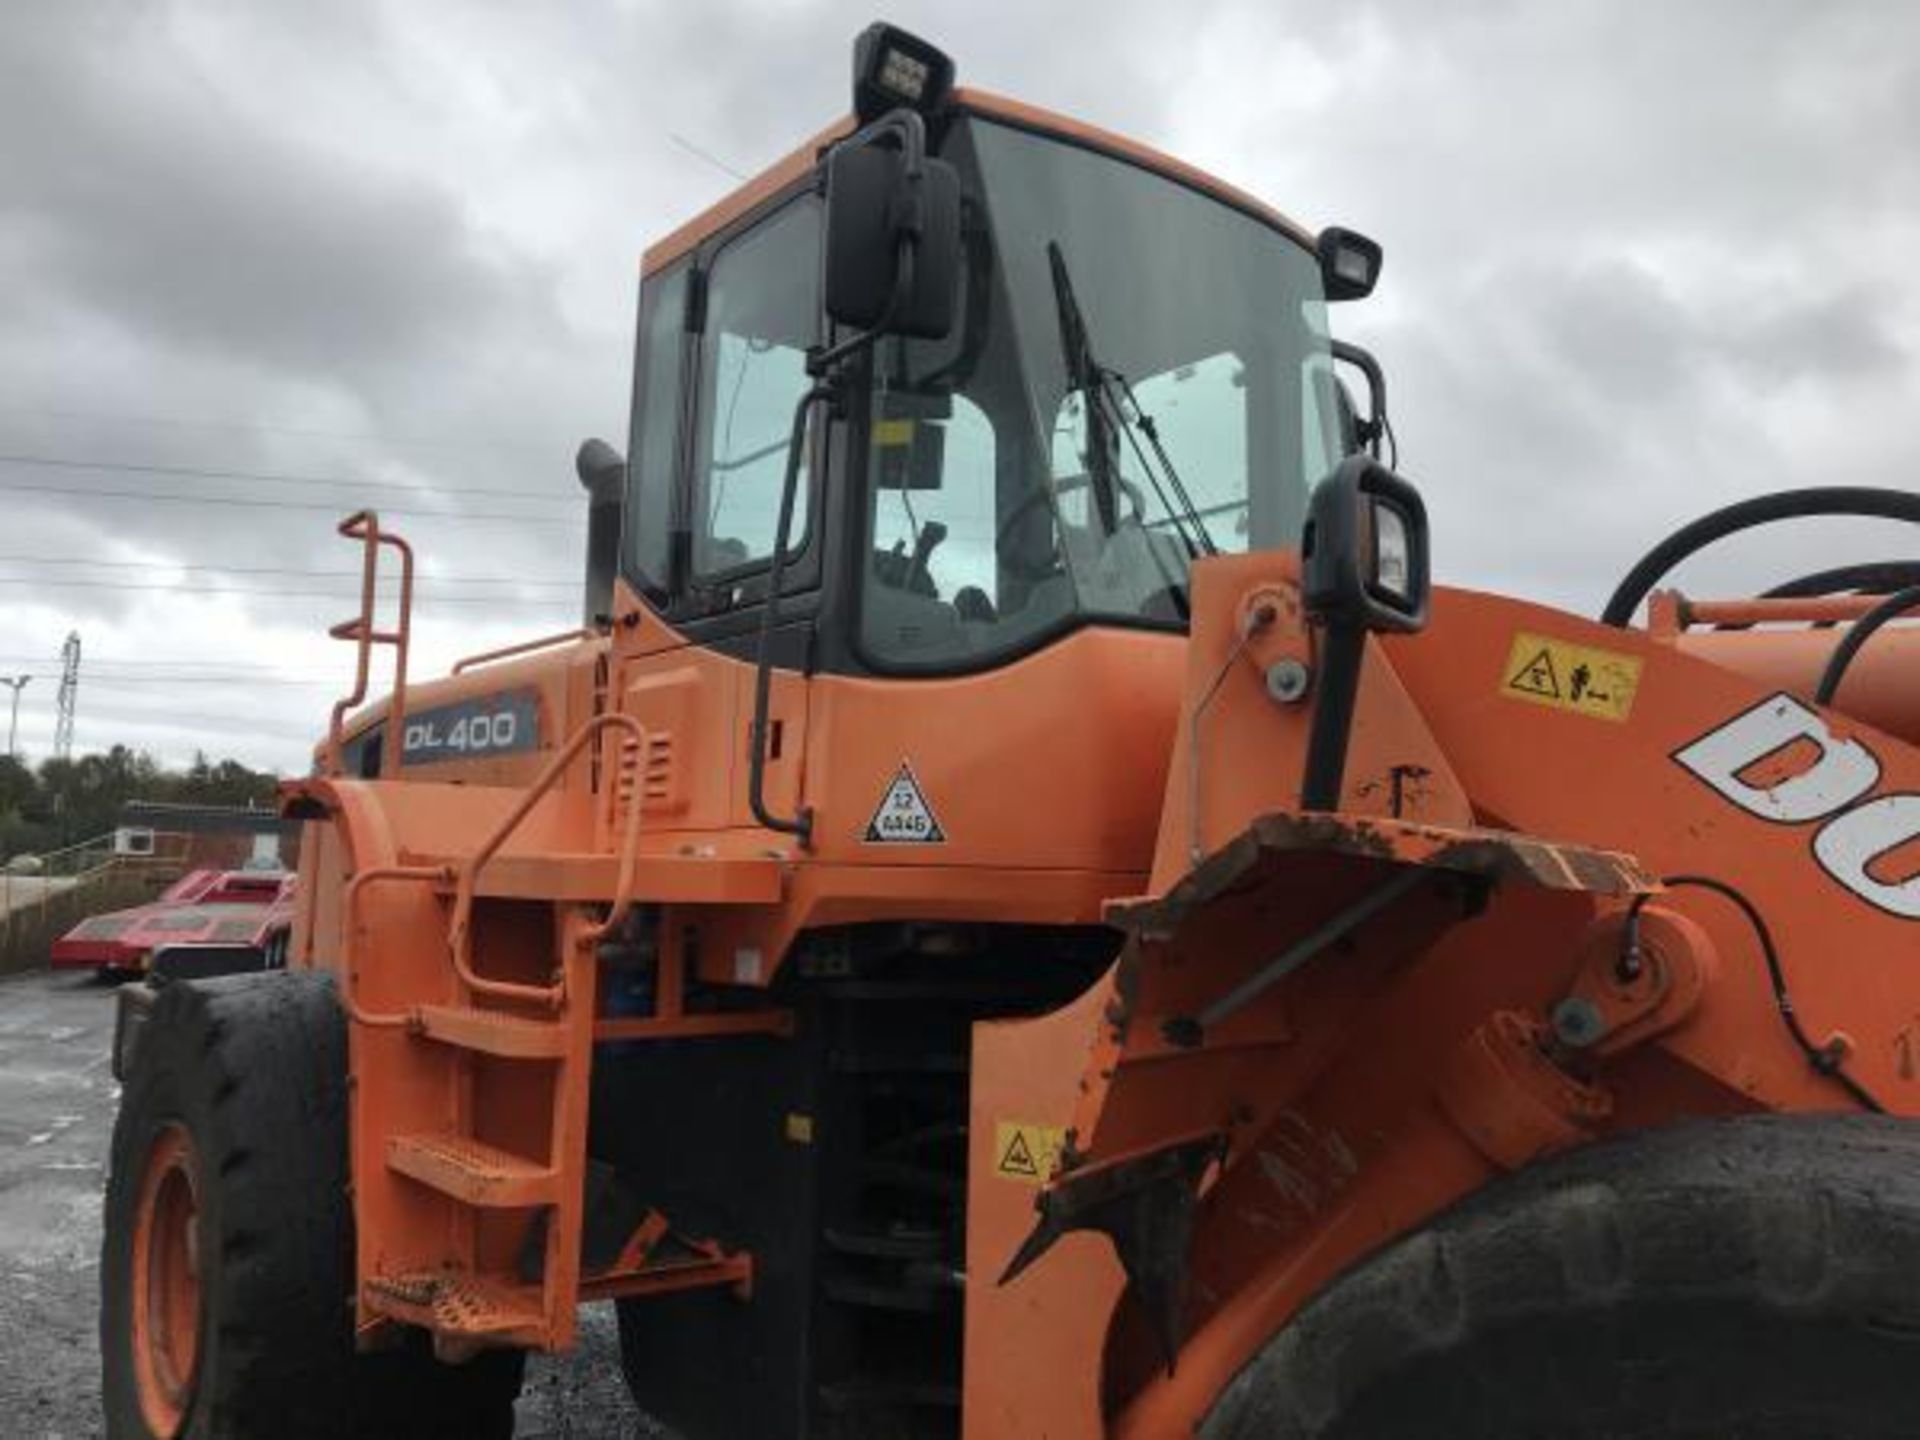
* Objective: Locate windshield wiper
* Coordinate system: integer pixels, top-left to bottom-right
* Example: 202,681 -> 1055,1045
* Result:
1046,241 -> 1122,535
1044,241 -> 1218,559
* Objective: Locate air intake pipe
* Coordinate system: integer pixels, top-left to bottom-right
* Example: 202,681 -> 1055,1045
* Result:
575,438 -> 625,625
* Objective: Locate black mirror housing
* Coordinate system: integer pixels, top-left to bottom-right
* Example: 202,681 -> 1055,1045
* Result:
1302,454 -> 1430,633
824,137 -> 962,341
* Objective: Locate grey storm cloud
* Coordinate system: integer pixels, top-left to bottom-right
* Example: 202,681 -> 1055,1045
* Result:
2,7 -> 567,393
0,0 -> 1917,767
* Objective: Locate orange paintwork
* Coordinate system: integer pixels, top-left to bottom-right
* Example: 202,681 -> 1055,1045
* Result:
1144,551 -> 1472,892
275,82 -> 1920,1439
130,1123 -> 202,1436
965,983 -> 1125,1440
1648,586 -> 1920,746
1005,569 -> 1920,1437
293,511 -> 1920,1428
292,548 -> 1188,1360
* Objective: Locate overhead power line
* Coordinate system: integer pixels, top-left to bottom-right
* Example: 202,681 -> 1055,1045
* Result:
0,555 -> 575,586
0,478 -> 578,524
0,577 -> 576,604
40,704 -> 322,740
0,404 -> 555,454
0,653 -> 387,672
0,449 -> 566,501
0,656 -> 347,675
668,131 -> 749,181
11,673 -> 335,688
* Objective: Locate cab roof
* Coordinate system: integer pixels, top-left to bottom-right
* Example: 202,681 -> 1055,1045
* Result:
638,87 -> 1315,279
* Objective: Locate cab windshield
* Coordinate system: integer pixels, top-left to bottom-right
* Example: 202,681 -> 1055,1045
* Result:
860,116 -> 1342,669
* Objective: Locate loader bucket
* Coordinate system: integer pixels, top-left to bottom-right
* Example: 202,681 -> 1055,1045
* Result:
990,810 -> 1656,1408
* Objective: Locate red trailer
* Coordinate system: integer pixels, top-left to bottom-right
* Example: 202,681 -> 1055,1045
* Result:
52,868 -> 294,975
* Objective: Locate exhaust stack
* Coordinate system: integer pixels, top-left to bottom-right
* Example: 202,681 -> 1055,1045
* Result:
575,438 -> 624,625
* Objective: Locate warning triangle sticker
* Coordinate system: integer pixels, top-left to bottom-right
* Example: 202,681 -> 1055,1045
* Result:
997,1130 -> 1039,1178
863,762 -> 947,844
1506,647 -> 1561,699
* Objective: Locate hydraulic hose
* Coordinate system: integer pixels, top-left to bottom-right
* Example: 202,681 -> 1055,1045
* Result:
1762,560 -> 1920,601
1814,583 -> 1920,705
1601,487 -> 1920,628
1627,877 -> 1886,1113
1705,561 -> 1920,631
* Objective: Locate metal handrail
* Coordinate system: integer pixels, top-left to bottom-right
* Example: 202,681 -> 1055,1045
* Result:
452,628 -> 593,676
445,712 -> 651,1008
1664,592 -> 1892,630
325,511 -> 414,778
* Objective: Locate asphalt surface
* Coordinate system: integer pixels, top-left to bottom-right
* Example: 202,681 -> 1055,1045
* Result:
0,967 -> 661,1438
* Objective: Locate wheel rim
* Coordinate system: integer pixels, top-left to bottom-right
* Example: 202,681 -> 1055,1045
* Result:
130,1123 -> 202,1437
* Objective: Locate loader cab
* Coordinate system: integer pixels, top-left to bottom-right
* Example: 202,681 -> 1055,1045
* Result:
619,98 -> 1352,679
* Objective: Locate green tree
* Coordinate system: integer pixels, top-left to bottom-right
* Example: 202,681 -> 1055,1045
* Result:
0,747 -> 280,864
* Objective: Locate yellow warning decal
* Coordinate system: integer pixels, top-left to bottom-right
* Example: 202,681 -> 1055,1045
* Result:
992,1120 -> 1066,1186
1500,631 -> 1643,722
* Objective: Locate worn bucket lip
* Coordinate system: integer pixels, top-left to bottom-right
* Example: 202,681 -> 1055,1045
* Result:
1108,811 -> 1658,937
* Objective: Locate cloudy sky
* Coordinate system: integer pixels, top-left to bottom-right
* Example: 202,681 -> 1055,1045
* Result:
2,0 -> 1916,772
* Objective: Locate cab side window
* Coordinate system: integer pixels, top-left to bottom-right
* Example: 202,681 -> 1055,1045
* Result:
626,263 -> 690,596
690,201 -> 822,583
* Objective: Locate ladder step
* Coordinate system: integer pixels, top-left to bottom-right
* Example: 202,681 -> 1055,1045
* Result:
816,1377 -> 961,1413
388,1133 -> 558,1207
415,1003 -> 567,1059
365,1270 -> 546,1343
823,1224 -> 947,1261
823,1274 -> 955,1314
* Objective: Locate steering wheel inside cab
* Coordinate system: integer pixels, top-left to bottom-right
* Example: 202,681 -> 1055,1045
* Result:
871,520 -> 1001,624
994,472 -> 1147,581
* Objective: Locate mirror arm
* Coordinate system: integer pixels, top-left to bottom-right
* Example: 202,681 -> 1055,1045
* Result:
1299,622 -> 1365,811
1331,339 -> 1388,459
843,107 -> 928,178
749,106 -> 939,843
748,230 -> 918,844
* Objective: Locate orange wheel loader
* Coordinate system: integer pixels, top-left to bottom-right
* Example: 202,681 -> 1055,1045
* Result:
99,23 -> 1920,1440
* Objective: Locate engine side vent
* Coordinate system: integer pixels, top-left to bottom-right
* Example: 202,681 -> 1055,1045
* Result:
614,729 -> 686,819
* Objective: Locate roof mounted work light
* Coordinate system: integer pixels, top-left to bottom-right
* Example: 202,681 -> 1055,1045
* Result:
853,23 -> 955,123
1317,226 -> 1383,302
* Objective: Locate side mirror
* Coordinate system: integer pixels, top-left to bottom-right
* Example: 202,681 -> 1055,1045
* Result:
824,130 -> 961,341
1297,455 -> 1430,811
1302,454 -> 1430,634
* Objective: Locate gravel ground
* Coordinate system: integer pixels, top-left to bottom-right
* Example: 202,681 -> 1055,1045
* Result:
0,967 -> 665,1438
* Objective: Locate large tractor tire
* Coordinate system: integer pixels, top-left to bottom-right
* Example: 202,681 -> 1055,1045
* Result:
100,972 -> 523,1439
1202,1115 -> 1920,1440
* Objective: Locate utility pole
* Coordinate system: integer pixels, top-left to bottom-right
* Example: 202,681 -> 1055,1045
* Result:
54,632 -> 79,763
2,675 -> 27,762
